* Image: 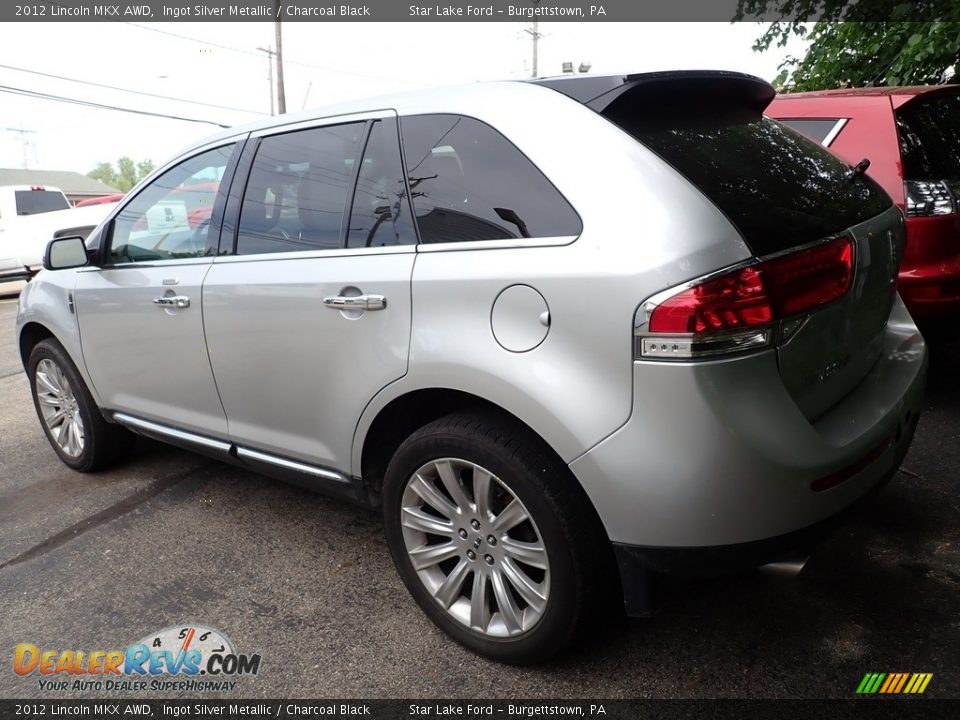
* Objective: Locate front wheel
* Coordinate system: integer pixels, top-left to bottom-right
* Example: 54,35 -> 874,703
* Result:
382,412 -> 609,664
28,338 -> 134,472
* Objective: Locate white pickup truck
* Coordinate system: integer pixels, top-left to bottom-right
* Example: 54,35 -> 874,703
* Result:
0,186 -> 116,282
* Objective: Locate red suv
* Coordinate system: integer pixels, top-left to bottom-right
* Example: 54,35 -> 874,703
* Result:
768,86 -> 960,321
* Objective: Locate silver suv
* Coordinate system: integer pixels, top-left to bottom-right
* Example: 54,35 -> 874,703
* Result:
17,72 -> 927,663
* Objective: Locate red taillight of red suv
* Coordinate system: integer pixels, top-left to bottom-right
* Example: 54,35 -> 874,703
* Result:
640,237 -> 854,359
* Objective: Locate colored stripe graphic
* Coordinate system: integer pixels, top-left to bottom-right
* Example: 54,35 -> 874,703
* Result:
893,673 -> 909,693
857,672 -> 933,694
868,673 -> 886,693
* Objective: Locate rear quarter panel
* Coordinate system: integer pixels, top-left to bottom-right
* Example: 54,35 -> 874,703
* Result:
352,83 -> 752,473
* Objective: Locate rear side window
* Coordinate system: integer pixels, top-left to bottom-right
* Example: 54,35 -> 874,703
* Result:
237,123 -> 364,255
400,114 -> 581,243
15,190 -> 70,215
896,91 -> 960,181
776,118 -> 844,146
604,96 -> 892,256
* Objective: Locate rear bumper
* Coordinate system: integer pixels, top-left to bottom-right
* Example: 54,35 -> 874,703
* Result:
569,295 -> 927,550
613,403 -> 915,573
899,215 -> 960,319
898,254 -> 960,318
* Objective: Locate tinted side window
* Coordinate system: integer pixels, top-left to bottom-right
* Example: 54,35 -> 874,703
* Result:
346,118 -> 417,248
776,118 -> 843,145
400,114 -> 581,243
237,123 -> 363,255
109,145 -> 234,264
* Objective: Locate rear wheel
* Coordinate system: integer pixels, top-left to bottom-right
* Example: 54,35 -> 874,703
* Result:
28,338 -> 134,472
382,411 -> 609,664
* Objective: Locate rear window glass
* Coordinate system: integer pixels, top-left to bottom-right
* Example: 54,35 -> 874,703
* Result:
604,98 -> 891,256
776,118 -> 843,145
15,190 -> 70,215
896,91 -> 960,181
400,114 -> 582,243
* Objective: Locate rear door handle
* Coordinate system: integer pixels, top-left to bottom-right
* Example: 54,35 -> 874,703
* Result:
323,294 -> 386,311
153,295 -> 190,308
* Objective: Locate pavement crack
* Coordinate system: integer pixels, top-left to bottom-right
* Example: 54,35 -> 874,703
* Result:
898,467 -> 926,481
0,462 -> 209,571
0,371 -> 22,381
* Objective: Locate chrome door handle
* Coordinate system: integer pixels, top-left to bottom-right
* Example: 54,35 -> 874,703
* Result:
153,295 -> 190,309
323,294 -> 387,311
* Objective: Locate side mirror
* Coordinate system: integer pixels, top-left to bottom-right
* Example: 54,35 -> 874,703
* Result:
43,236 -> 89,271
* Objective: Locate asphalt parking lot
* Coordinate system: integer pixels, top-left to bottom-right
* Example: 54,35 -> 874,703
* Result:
1,281 -> 958,700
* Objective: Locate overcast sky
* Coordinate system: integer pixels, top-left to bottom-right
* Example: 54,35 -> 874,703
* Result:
0,22 -> 807,175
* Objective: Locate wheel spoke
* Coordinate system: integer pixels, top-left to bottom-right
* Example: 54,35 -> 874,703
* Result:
501,537 -> 548,569
433,559 -> 470,608
409,472 -> 459,520
490,569 -> 523,633
62,417 -> 75,453
36,371 -> 61,396
434,459 -> 473,514
501,557 -> 547,614
52,417 -> 67,444
470,570 -> 490,631
45,408 -> 69,427
408,541 -> 460,571
472,467 -> 493,520
491,498 -> 528,534
401,507 -> 454,536
37,392 -> 61,407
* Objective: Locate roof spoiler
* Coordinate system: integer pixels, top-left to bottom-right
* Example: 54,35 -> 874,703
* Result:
532,71 -> 776,115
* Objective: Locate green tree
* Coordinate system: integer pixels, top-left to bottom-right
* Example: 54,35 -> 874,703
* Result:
87,156 -> 155,192
736,1 -> 960,90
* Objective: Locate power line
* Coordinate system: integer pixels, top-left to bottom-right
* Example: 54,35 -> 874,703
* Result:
123,22 -> 420,84
0,62 -> 267,116
0,84 -> 231,128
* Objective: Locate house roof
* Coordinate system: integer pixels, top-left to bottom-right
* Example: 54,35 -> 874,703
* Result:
0,168 -> 119,196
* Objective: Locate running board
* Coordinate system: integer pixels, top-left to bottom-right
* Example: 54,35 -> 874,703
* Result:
111,412 -> 356,501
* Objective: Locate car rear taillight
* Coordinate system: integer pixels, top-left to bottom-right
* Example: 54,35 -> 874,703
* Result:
904,180 -> 957,217
637,237 -> 854,360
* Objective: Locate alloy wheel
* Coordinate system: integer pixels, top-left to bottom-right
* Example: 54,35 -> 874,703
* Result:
400,458 -> 550,638
35,358 -> 85,458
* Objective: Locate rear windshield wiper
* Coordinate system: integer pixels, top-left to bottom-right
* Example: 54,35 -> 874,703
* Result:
845,158 -> 871,185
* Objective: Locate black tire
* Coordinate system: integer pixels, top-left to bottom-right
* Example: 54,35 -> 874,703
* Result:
28,338 -> 134,472
382,410 -> 612,664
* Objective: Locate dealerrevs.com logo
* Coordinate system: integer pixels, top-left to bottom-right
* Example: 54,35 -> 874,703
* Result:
14,624 -> 261,692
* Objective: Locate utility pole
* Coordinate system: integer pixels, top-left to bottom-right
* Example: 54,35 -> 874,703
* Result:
274,0 -> 286,114
257,45 -> 276,115
523,2 -> 543,78
5,127 -> 36,169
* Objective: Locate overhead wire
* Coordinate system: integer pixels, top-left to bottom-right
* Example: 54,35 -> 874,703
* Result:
0,62 -> 267,116
0,84 -> 232,127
